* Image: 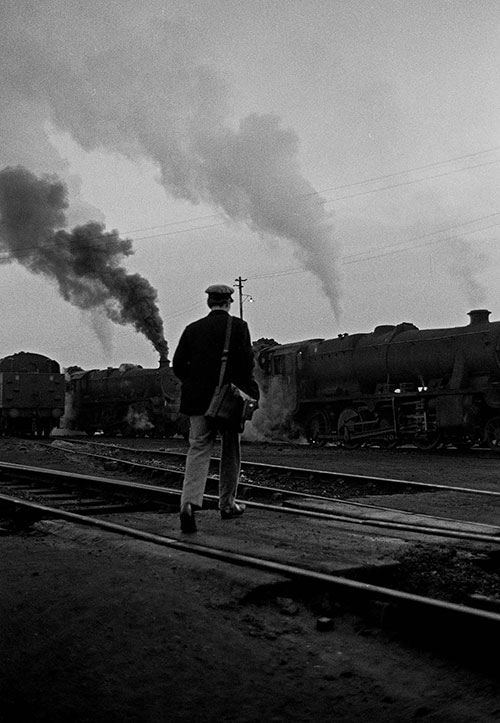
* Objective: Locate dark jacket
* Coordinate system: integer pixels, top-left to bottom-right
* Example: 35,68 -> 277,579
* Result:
172,310 -> 260,415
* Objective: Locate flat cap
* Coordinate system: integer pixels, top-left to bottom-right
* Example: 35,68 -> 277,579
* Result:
205,284 -> 234,298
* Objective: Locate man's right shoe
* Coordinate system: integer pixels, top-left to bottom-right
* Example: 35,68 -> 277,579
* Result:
180,503 -> 197,533
220,503 -> 246,520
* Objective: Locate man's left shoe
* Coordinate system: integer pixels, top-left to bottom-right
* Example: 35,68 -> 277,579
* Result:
180,503 -> 197,533
220,503 -> 246,520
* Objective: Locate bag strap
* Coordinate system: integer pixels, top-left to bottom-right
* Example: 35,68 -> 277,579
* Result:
216,315 -> 233,389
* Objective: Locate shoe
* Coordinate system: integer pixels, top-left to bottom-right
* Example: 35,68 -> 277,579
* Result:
220,503 -> 246,520
180,503 -> 197,533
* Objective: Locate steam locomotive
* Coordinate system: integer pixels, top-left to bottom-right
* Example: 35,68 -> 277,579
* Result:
66,361 -> 188,438
0,352 -> 65,436
257,310 -> 500,451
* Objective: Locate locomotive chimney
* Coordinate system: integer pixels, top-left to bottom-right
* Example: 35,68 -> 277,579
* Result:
159,354 -> 170,368
468,309 -> 491,326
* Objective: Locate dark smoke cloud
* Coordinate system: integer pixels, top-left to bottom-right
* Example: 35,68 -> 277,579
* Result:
0,166 -> 169,359
0,0 -> 341,317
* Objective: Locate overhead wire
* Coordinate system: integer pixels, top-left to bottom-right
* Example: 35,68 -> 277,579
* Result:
321,157 -> 500,205
1,144 -> 500,336
1,145 -> 499,262
340,210 -> 500,262
314,145 -> 500,195
247,212 -> 500,282
103,145 -> 500,238
343,220 -> 500,264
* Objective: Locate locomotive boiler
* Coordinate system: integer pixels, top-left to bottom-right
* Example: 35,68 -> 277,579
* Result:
66,361 -> 187,437
0,352 -> 65,436
257,310 -> 500,451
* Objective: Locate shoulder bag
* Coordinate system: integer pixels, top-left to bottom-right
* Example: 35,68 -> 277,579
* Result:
205,315 -> 258,429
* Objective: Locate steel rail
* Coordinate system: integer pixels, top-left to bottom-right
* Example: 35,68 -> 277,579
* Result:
1,490 -> 500,639
47,445 -> 500,543
1,460 -> 500,545
68,439 -> 500,499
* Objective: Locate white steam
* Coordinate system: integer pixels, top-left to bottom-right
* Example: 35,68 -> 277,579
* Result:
0,0 -> 341,317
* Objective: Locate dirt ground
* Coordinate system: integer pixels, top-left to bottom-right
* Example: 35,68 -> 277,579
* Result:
2,439 -> 500,722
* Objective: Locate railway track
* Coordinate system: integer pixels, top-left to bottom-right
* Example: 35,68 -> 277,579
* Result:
2,460 -> 500,656
49,438 -> 500,538
2,450 -> 498,545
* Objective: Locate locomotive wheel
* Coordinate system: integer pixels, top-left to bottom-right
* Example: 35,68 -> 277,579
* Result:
414,430 -> 442,451
484,416 -> 500,452
337,408 -> 362,449
304,410 -> 330,446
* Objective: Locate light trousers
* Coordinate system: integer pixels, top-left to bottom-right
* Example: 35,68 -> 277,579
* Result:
180,415 -> 241,510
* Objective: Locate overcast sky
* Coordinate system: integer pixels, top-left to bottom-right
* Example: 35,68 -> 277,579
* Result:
1,0 -> 499,370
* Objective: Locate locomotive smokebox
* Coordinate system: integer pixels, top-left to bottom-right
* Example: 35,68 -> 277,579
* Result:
468,309 -> 491,326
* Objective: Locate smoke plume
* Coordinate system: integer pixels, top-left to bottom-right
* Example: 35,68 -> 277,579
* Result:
443,237 -> 488,307
0,166 -> 169,359
0,0 -> 341,317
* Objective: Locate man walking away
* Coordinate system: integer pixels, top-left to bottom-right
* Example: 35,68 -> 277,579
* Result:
172,284 -> 260,533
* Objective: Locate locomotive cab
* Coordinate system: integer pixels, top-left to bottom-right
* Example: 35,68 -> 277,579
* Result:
257,340 -> 324,441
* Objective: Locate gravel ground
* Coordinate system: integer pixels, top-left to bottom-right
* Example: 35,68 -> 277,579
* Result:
2,437 -> 500,722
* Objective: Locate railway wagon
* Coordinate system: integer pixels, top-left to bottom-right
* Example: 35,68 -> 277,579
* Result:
0,352 -> 65,436
257,309 -> 500,451
66,361 -> 186,437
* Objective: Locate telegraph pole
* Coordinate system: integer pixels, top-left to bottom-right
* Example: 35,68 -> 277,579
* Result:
234,276 -> 246,319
